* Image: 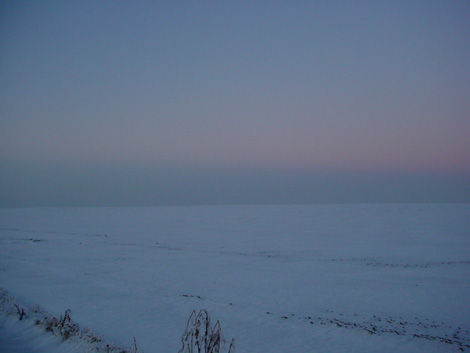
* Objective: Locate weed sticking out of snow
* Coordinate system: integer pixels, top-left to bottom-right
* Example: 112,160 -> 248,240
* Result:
179,310 -> 234,353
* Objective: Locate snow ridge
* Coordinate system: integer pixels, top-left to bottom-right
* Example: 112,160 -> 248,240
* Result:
0,288 -> 142,353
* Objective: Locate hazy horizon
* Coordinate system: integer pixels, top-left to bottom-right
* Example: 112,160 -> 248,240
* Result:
1,162 -> 469,207
1,1 -> 469,207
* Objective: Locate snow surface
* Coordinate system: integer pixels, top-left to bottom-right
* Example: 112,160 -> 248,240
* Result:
1,204 -> 469,353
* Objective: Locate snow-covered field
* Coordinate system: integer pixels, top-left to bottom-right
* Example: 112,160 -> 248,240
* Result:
1,204 -> 469,353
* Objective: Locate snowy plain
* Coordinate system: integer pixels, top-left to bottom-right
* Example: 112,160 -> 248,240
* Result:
0,204 -> 469,353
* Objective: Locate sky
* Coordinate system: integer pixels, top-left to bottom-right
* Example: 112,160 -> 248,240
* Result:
1,0 -> 469,207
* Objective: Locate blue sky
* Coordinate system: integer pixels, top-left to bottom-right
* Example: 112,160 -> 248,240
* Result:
1,1 -> 469,206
